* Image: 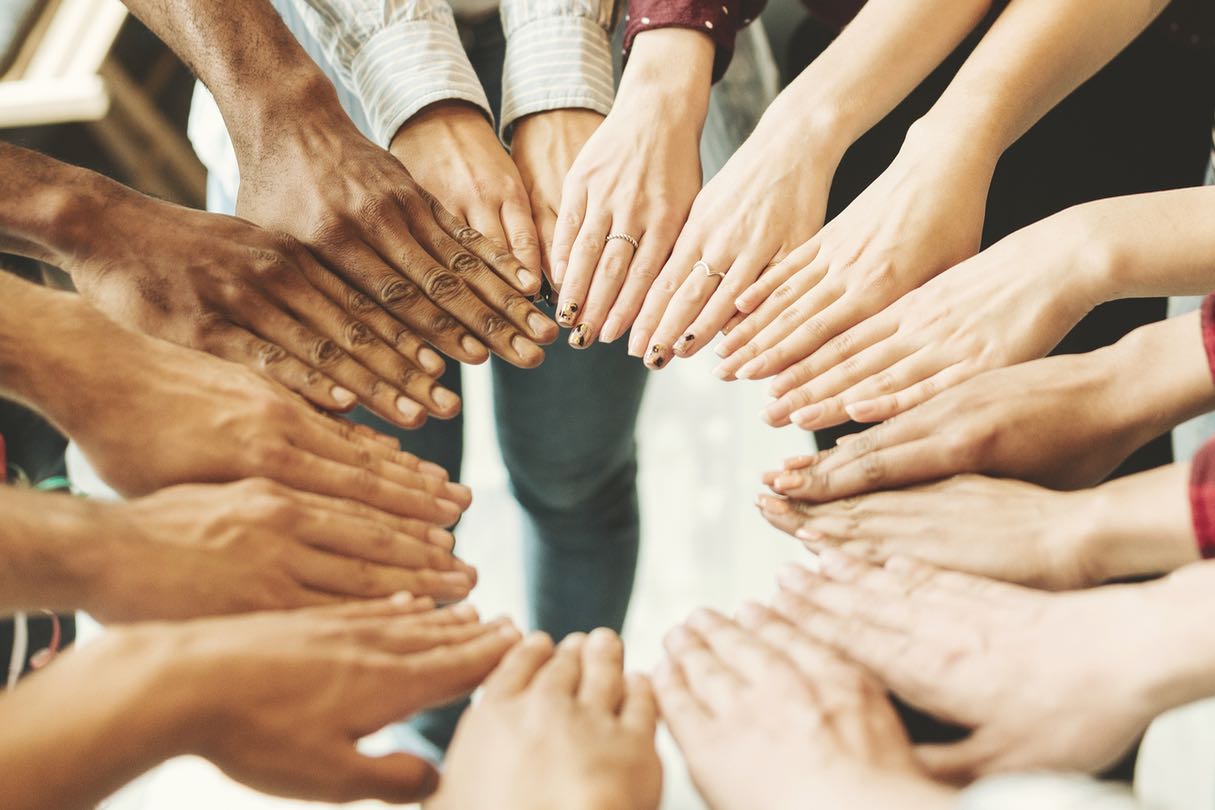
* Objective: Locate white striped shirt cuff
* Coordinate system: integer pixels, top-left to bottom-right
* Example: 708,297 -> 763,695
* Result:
499,14 -> 615,142
350,12 -> 493,147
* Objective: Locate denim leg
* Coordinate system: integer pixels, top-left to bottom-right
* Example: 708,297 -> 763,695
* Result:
493,314 -> 648,639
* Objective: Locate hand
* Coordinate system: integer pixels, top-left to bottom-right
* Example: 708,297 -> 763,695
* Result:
713,123 -> 997,428
774,551 -> 1200,780
759,475 -> 1100,590
543,29 -> 710,348
718,211 -> 1101,427
88,479 -> 475,621
430,629 -> 662,810
235,99 -> 557,369
0,598 -> 520,808
51,321 -> 469,523
762,343 -> 1180,503
627,94 -> 843,369
655,607 -> 954,810
63,183 -> 457,427
390,101 -> 542,288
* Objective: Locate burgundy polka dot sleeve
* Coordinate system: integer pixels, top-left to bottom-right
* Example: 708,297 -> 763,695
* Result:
621,0 -> 768,82
1189,295 -> 1215,559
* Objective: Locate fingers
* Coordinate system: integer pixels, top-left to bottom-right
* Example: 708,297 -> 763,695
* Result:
288,545 -> 474,602
550,184 -> 588,289
260,449 -> 463,525
297,507 -> 473,580
577,627 -> 625,712
570,222 -> 643,347
556,209 -> 611,329
627,231 -> 703,360
682,608 -> 787,685
203,322 -> 346,411
732,238 -> 820,315
533,632 -> 587,695
429,192 -> 542,297
661,623 -> 742,708
714,267 -> 833,381
620,673 -> 658,734
393,618 -> 523,710
771,438 -> 952,502
499,199 -> 543,288
600,231 -> 674,345
483,631 -> 555,697
652,659 -> 711,741
335,750 -> 440,804
671,249 -> 775,359
915,735 -> 993,784
639,249 -> 739,369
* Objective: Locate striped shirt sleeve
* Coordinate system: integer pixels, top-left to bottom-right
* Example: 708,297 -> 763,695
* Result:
283,0 -> 493,147
498,0 -> 617,142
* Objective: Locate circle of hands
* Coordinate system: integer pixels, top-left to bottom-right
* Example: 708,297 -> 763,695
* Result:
39,77 -> 1207,810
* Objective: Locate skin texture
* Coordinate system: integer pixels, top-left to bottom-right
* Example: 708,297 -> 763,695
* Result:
774,552 -> 1215,781
0,277 -> 468,521
655,607 -> 954,810
627,0 -> 995,368
0,147 -> 457,427
714,0 -> 1171,400
117,0 -> 556,371
720,188 -> 1215,427
430,629 -> 663,810
546,29 -> 711,348
763,310 -> 1215,502
0,481 -> 471,619
0,599 -> 522,810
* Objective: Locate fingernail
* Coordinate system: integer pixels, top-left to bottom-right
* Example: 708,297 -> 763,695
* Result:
461,334 -> 486,358
331,386 -> 357,407
499,622 -> 522,638
644,344 -> 669,369
763,399 -> 792,424
627,333 -> 646,357
396,396 -> 426,422
517,267 -> 538,290
757,495 -> 790,514
391,591 -> 414,605
774,473 -> 804,491
712,363 -> 732,381
714,343 -> 731,359
437,498 -> 462,520
527,311 -> 554,337
791,404 -> 824,427
600,317 -> 622,344
420,461 -> 449,480
441,571 -> 472,588
418,347 -> 444,375
845,401 -> 875,422
673,333 -> 696,356
569,323 -> 591,349
444,481 -> 472,503
557,301 -> 579,327
428,527 -> 455,546
432,387 -> 460,413
776,561 -> 807,586
736,357 -> 764,379
451,602 -> 478,619
512,334 -> 543,361
796,527 -> 826,542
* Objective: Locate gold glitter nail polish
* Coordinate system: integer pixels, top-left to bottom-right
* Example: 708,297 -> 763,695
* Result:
646,344 -> 667,368
570,323 -> 590,348
558,301 -> 579,325
674,333 -> 695,353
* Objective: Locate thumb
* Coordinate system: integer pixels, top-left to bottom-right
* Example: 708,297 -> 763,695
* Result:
340,750 -> 441,803
914,732 -> 995,784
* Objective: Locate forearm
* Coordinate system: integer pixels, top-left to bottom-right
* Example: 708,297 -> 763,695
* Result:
763,0 -> 993,152
0,629 -> 184,810
617,29 -> 714,130
916,0 -> 1168,155
119,0 -> 348,158
1133,561 -> 1215,712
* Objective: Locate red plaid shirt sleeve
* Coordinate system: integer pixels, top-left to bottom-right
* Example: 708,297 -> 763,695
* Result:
622,0 -> 768,82
1188,294 -> 1215,558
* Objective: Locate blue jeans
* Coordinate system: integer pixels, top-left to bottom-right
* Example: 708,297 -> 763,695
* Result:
213,5 -> 647,752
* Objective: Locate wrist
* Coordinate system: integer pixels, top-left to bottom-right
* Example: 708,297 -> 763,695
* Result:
1127,564 -> 1215,714
389,100 -> 494,163
223,72 -> 352,173
620,29 -> 714,120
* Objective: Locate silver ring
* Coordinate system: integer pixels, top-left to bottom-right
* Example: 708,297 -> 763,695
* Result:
605,232 -> 639,250
694,259 -> 725,280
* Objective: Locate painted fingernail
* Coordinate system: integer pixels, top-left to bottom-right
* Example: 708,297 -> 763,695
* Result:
791,404 -> 824,427
432,387 -> 460,413
517,268 -> 539,290
557,301 -> 579,327
774,473 -> 803,491
331,386 -> 357,407
645,344 -> 669,369
673,333 -> 696,356
569,323 -> 591,349
736,357 -> 764,379
527,311 -> 554,337
600,316 -> 622,344
418,347 -> 445,375
396,396 -> 426,422
461,334 -> 486,358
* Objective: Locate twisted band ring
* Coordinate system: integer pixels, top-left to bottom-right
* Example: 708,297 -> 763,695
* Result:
606,233 -> 640,250
694,259 -> 725,280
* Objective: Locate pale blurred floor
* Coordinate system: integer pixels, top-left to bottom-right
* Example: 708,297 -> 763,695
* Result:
99,343 -> 809,810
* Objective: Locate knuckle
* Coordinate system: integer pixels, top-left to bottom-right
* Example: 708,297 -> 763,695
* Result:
872,370 -> 897,394
422,266 -> 464,301
858,452 -> 886,485
345,289 -> 377,315
427,311 -> 462,336
309,337 -> 342,367
478,312 -> 511,337
378,277 -> 421,308
255,341 -> 289,369
355,193 -> 393,226
448,251 -> 483,275
343,320 -> 376,347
